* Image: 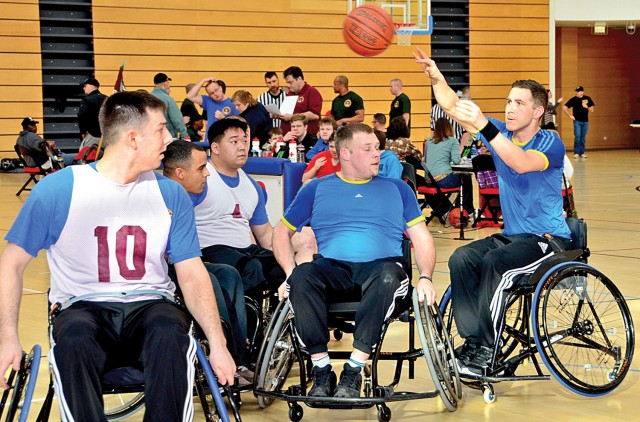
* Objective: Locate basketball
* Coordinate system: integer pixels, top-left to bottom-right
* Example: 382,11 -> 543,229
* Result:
448,208 -> 469,229
343,5 -> 395,57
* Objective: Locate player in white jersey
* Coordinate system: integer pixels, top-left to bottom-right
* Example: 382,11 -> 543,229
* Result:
0,91 -> 235,421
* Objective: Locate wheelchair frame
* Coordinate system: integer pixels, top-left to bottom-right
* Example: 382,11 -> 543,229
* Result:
6,291 -> 237,422
253,289 -> 461,422
439,248 -> 635,404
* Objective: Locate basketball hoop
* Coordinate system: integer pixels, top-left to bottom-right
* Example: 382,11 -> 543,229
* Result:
394,23 -> 416,46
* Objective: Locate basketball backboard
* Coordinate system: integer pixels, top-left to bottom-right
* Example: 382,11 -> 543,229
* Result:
347,0 -> 433,36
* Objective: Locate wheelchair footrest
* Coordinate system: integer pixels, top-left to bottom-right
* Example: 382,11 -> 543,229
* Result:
253,387 -> 438,407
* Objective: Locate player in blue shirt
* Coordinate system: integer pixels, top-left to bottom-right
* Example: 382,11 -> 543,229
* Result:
415,48 -> 572,376
273,123 -> 437,398
0,91 -> 235,420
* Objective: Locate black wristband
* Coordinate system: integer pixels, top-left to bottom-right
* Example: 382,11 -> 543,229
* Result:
419,275 -> 432,282
479,121 -> 500,142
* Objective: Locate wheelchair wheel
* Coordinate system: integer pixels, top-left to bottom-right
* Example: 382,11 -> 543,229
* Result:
413,290 -> 460,411
103,392 -> 145,421
194,340 -> 235,422
0,345 -> 41,422
255,300 -> 295,409
439,285 -> 526,361
532,262 -> 635,396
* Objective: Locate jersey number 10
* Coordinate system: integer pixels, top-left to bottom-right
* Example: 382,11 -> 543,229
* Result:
94,225 -> 147,282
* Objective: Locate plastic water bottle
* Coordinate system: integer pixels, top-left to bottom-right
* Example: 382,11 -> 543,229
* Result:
263,143 -> 273,158
296,143 -> 306,163
288,140 -> 297,162
471,145 -> 477,159
251,138 -> 261,157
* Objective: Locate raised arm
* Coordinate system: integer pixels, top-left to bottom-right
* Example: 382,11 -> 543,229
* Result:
413,47 -> 460,118
188,77 -> 216,106
0,243 -> 33,389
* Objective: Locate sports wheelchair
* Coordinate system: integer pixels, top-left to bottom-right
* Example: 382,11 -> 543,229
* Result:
253,240 -> 462,422
2,291 -> 237,422
439,218 -> 635,403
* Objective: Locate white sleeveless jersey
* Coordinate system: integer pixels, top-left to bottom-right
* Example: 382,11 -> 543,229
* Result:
194,163 -> 258,249
47,165 -> 175,304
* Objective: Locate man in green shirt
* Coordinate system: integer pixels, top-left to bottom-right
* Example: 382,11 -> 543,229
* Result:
150,72 -> 188,139
330,75 -> 364,127
389,78 -> 411,135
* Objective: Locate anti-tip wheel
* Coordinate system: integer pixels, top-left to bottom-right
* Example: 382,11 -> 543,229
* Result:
482,385 -> 496,404
377,404 -> 391,422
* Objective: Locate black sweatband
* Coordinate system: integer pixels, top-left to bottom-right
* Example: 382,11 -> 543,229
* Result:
419,275 -> 432,282
479,121 -> 500,142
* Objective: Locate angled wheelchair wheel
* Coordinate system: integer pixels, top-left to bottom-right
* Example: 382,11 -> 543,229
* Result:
255,300 -> 295,409
413,290 -> 460,411
439,284 -> 526,361
194,340 -> 234,422
532,262 -> 635,396
104,392 -> 145,421
0,345 -> 41,422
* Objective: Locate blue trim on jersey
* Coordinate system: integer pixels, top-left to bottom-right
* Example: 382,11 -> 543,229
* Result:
282,174 -> 423,262
478,117 -> 570,239
5,167 -> 75,257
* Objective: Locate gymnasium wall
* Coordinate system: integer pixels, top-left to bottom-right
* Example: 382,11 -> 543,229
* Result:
556,27 -> 640,150
1,0 -> 557,156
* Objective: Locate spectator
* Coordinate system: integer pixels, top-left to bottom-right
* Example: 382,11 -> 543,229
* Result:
150,72 -> 188,139
187,77 -> 239,133
302,136 -> 340,184
283,114 -> 318,157
306,116 -> 337,161
77,77 -> 107,148
231,90 -> 272,146
330,75 -> 364,126
374,130 -> 402,179
279,66 -> 323,135
181,83 -> 204,125
389,78 -> 411,135
562,86 -> 595,159
541,89 -> 563,130
371,113 -> 387,135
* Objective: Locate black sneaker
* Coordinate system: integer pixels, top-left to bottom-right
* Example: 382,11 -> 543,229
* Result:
333,363 -> 363,398
460,345 -> 497,376
308,365 -> 336,397
455,341 -> 479,366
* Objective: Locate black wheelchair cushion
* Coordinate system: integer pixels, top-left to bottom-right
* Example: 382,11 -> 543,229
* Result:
102,366 -> 145,388
527,250 -> 584,286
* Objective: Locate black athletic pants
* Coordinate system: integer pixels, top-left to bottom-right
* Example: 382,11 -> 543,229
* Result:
50,300 -> 193,422
287,256 -> 409,355
448,234 -> 572,347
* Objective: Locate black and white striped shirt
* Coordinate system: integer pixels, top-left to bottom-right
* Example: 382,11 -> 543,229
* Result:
257,89 -> 287,128
430,103 -> 465,141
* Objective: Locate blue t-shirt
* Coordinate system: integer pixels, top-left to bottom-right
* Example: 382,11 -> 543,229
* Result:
306,138 -> 330,161
5,163 -> 200,264
479,117 -> 570,239
282,174 -> 424,262
379,150 -> 403,179
201,95 -> 239,131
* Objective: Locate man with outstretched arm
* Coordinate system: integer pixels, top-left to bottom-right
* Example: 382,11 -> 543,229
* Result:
414,48 -> 571,376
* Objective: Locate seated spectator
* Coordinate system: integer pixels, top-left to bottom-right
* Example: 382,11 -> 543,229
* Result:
273,123 -> 436,398
16,117 -> 72,169
385,116 -> 424,186
302,136 -> 340,184
306,116 -> 337,161
188,77 -> 239,133
371,113 -> 387,135
265,127 -> 288,158
162,140 -> 252,385
231,90 -> 273,146
374,130 -> 402,179
283,114 -> 318,157
186,114 -> 205,143
424,117 -> 474,216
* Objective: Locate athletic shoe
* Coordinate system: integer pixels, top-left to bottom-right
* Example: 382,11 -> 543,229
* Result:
235,365 -> 254,385
458,345 -> 502,376
574,154 -> 579,159
580,154 -> 588,159
333,363 -> 363,398
308,365 -> 336,397
455,341 -> 479,367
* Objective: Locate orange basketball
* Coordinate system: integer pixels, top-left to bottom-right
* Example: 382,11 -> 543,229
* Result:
343,4 -> 395,57
448,208 -> 469,229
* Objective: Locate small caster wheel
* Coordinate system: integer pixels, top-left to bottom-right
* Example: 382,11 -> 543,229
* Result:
377,404 -> 392,422
289,403 -> 303,422
482,385 -> 496,404
333,329 -> 343,341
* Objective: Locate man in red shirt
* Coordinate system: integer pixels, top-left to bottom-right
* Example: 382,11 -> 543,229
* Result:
278,66 -> 323,135
302,138 -> 340,184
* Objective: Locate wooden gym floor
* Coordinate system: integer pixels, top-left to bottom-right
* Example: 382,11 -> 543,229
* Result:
0,149 -> 638,421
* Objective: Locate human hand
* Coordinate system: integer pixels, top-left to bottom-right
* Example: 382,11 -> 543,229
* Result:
214,110 -> 225,120
203,76 -> 216,84
416,277 -> 437,306
0,338 -> 23,390
277,280 -> 290,300
454,100 -> 488,134
413,47 -> 444,81
558,97 -> 563,103
314,157 -> 327,169
283,132 -> 296,142
281,114 -> 293,122
208,342 -> 236,387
